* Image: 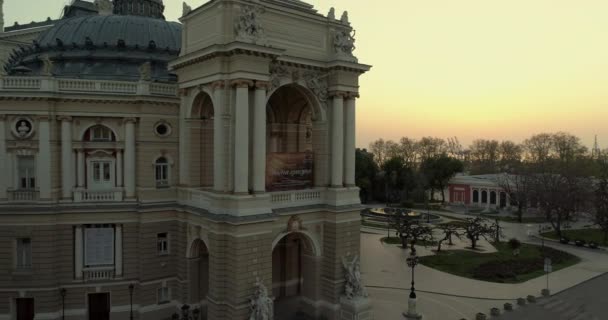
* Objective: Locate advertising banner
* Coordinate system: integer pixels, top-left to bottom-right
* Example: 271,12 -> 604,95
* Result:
266,152 -> 314,191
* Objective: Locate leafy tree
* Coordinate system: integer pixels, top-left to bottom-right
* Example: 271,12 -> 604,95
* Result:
420,155 -> 464,203
463,217 -> 495,249
355,148 -> 378,203
469,139 -> 500,174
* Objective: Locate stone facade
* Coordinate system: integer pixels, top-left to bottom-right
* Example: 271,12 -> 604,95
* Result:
0,0 -> 370,319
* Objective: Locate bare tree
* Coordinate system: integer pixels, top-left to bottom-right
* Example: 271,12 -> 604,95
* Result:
496,171 -> 534,223
594,162 -> 608,245
389,211 -> 434,250
398,137 -> 419,167
523,133 -> 553,163
369,138 -> 388,166
435,223 -> 463,252
417,137 -> 447,161
469,139 -> 500,174
498,140 -> 523,171
463,217 -> 495,249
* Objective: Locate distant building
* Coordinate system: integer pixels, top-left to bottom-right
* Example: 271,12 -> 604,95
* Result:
447,174 -> 511,210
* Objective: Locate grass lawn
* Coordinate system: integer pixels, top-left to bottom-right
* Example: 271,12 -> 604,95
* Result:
541,229 -> 608,245
380,237 -> 438,247
419,242 -> 580,283
481,214 -> 546,224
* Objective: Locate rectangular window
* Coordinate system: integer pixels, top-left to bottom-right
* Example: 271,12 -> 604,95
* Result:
155,163 -> 169,188
17,156 -> 36,190
16,238 -> 32,269
157,287 -> 170,304
157,233 -> 168,255
84,225 -> 114,267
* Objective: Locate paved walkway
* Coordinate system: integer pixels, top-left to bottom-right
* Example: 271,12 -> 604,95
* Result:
360,208 -> 608,319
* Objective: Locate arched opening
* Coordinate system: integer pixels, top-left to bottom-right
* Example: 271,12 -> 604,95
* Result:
266,85 -> 317,191
188,239 -> 209,318
490,191 -> 497,205
481,190 -> 488,203
190,92 -> 214,188
272,232 -> 320,319
472,190 -> 479,203
83,125 -> 116,142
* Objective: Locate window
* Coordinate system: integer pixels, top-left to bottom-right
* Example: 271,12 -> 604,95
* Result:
157,287 -> 170,304
17,156 -> 36,190
84,225 -> 114,267
92,161 -> 111,183
157,233 -> 168,255
16,238 -> 32,269
154,122 -> 171,137
155,157 -> 169,188
90,126 -> 113,142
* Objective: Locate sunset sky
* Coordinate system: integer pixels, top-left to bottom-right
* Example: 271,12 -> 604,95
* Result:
5,0 -> 608,149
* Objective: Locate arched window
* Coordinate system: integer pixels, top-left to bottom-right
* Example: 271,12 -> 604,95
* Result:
155,157 -> 169,188
86,125 -> 114,142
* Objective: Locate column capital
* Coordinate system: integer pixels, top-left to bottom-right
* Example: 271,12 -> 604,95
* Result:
212,81 -> 226,90
329,91 -> 348,98
123,117 -> 138,124
255,81 -> 270,90
57,115 -> 73,122
36,115 -> 51,121
346,92 -> 360,99
230,79 -> 254,88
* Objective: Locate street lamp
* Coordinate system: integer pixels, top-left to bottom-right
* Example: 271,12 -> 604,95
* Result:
128,284 -> 134,320
403,248 -> 422,319
60,288 -> 66,320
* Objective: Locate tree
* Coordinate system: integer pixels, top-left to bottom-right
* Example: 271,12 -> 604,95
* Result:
389,211 -> 434,250
469,139 -> 500,174
369,139 -> 388,166
398,137 -> 419,167
355,148 -> 378,203
463,217 -> 495,249
417,137 -> 446,161
496,170 -> 534,223
498,140 -> 523,171
420,155 -> 464,203
551,132 -> 587,163
382,157 -> 407,204
523,133 -> 553,163
593,161 -> 608,245
435,223 -> 463,252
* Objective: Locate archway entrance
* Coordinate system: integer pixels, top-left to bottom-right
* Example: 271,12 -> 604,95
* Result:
189,92 -> 214,188
272,232 -> 319,319
266,85 -> 315,192
188,239 -> 209,318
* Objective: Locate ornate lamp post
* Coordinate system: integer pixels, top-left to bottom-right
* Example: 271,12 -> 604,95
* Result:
403,248 -> 422,319
60,288 -> 66,320
128,284 -> 134,320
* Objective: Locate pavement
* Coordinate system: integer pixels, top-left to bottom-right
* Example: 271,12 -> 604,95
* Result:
360,206 -> 608,320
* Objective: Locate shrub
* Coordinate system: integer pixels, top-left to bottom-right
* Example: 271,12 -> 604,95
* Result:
508,238 -> 521,250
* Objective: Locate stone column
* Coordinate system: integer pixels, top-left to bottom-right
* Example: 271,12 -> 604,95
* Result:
59,116 -> 73,199
115,224 -> 123,277
212,82 -> 226,192
124,118 -> 136,198
485,189 -> 490,210
37,116 -> 52,200
116,150 -> 123,187
343,93 -> 357,187
330,92 -> 345,188
179,89 -> 192,186
0,115 -> 6,200
232,79 -> 252,194
75,225 -> 83,279
252,81 -> 268,193
77,149 -> 85,188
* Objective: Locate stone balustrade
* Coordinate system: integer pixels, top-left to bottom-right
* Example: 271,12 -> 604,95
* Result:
82,266 -> 115,281
7,189 -> 40,202
73,189 -> 124,202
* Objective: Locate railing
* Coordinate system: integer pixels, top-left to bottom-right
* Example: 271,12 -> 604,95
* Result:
1,76 -> 175,97
270,189 -> 324,209
2,77 -> 41,89
83,266 -> 115,281
7,189 -> 40,202
74,189 -> 124,202
178,188 -> 212,209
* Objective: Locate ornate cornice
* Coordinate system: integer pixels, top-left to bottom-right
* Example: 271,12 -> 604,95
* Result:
123,117 -> 138,124
56,115 -> 73,122
212,81 -> 226,90
329,91 -> 348,98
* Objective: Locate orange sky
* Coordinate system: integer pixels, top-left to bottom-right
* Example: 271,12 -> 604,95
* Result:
5,0 -> 608,149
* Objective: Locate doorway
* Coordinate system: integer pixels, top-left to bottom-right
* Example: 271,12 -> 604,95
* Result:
88,293 -> 110,320
16,298 -> 34,320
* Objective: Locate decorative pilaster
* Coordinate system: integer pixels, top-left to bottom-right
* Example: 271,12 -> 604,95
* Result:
116,150 -> 123,187
252,81 -> 269,193
115,224 -> 123,277
59,116 -> 73,200
0,115 -> 6,200
179,88 -> 192,186
37,116 -> 52,200
75,225 -> 83,279
212,81 -> 226,192
343,92 -> 358,187
231,79 -> 253,194
124,118 -> 137,199
330,91 -> 346,188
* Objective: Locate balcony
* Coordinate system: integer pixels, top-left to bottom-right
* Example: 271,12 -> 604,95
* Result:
270,189 -> 324,209
73,188 -> 124,202
83,266 -> 115,281
7,189 -> 40,202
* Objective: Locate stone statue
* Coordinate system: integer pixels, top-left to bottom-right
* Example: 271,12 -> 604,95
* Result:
94,0 -> 113,16
40,55 -> 53,76
304,71 -> 328,104
139,62 -> 152,81
235,5 -> 265,44
334,29 -> 356,57
342,255 -> 368,300
269,61 -> 289,90
340,11 -> 349,24
249,278 -> 273,320
182,2 -> 192,16
17,120 -> 31,137
328,7 -> 335,20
